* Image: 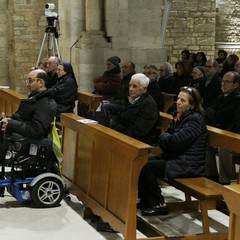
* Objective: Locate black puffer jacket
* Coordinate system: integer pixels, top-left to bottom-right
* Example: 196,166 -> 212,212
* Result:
159,110 -> 208,179
111,92 -> 159,144
6,90 -> 57,139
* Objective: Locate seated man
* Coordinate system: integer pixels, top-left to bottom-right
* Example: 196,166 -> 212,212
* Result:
110,73 -> 159,144
205,71 -> 240,184
1,69 -> 57,139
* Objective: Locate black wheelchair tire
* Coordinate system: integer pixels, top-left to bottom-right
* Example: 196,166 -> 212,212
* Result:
31,177 -> 64,208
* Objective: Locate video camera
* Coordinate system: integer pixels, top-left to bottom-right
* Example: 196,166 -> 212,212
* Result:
45,3 -> 58,18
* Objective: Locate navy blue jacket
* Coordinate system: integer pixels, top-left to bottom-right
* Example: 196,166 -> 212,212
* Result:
159,110 -> 208,179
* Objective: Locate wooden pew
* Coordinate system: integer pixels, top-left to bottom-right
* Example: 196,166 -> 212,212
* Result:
223,184 -> 240,240
56,90 -> 102,138
139,111 -> 240,239
60,113 -> 155,240
162,92 -> 176,113
76,90 -> 102,115
0,88 -> 25,115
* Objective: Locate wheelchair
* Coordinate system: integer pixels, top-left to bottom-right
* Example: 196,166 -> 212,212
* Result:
0,131 -> 66,208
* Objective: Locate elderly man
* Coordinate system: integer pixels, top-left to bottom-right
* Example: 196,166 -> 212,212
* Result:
1,69 -> 57,139
202,59 -> 222,109
110,73 -> 159,144
205,71 -> 240,184
46,55 -> 61,88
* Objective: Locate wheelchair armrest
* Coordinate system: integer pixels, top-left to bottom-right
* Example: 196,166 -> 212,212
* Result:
7,133 -> 27,142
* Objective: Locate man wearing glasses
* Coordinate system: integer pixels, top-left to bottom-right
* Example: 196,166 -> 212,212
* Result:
202,59 -> 222,109
205,71 -> 240,185
1,69 -> 57,139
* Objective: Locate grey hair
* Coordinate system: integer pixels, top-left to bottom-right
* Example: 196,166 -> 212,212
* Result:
48,56 -> 61,64
131,73 -> 150,87
161,62 -> 173,75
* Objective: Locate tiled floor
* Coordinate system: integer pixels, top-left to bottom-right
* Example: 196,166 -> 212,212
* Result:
0,184 -> 230,240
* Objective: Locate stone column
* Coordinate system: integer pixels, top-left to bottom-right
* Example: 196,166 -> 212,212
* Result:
78,0 -> 108,49
86,0 -> 103,31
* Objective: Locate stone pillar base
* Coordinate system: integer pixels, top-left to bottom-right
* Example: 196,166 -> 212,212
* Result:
77,31 -> 110,49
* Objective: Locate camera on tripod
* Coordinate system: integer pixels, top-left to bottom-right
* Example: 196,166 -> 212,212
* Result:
45,3 -> 58,18
35,3 -> 61,67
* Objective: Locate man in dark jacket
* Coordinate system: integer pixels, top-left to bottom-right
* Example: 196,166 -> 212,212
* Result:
110,73 -> 159,144
205,71 -> 240,184
202,59 -> 222,109
1,69 -> 57,139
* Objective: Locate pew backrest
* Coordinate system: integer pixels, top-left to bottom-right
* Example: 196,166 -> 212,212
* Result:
0,88 -> 25,116
77,90 -> 102,115
60,113 -> 153,240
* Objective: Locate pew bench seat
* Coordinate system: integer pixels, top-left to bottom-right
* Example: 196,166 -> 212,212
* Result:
138,177 -> 228,240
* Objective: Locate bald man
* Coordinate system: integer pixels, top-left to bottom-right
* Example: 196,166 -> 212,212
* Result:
1,69 -> 57,139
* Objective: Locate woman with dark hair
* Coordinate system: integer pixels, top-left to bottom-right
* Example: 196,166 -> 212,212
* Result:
47,62 -> 78,120
194,51 -> 207,67
138,86 -> 208,216
171,60 -> 192,95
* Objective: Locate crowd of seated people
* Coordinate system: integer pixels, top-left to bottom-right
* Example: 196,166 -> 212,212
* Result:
4,49 -> 240,219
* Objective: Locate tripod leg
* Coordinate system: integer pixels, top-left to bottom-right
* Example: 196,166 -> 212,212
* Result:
36,33 -> 48,68
54,38 -> 61,59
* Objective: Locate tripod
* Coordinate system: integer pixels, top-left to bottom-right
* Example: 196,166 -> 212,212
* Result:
35,16 -> 61,67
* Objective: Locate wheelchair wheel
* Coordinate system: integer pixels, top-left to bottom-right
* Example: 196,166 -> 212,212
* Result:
31,177 -> 64,208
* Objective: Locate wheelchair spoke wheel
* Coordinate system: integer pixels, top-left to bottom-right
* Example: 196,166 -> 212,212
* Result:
31,177 -> 64,208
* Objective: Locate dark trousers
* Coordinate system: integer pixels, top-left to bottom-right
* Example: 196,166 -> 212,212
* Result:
138,159 -> 166,207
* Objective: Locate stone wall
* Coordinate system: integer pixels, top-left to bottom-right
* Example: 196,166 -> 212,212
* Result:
3,0 -> 58,93
215,0 -> 240,55
2,0 -> 240,93
0,0 -> 9,86
164,0 -> 216,64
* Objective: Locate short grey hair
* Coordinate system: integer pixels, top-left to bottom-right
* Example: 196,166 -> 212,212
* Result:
161,62 -> 173,75
131,73 -> 150,87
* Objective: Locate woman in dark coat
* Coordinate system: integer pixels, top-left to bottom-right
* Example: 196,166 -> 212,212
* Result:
47,62 -> 78,120
189,66 -> 206,97
138,86 -> 208,216
171,60 -> 192,95
93,56 -> 122,100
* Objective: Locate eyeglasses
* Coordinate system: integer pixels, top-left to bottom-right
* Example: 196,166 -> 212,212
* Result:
25,78 -> 39,84
180,86 -> 193,92
221,80 -> 234,84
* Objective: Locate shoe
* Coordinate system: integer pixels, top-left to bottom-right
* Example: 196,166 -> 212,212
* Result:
141,203 -> 169,216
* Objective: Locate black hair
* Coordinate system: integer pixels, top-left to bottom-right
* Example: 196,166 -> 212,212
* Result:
36,71 -> 49,83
